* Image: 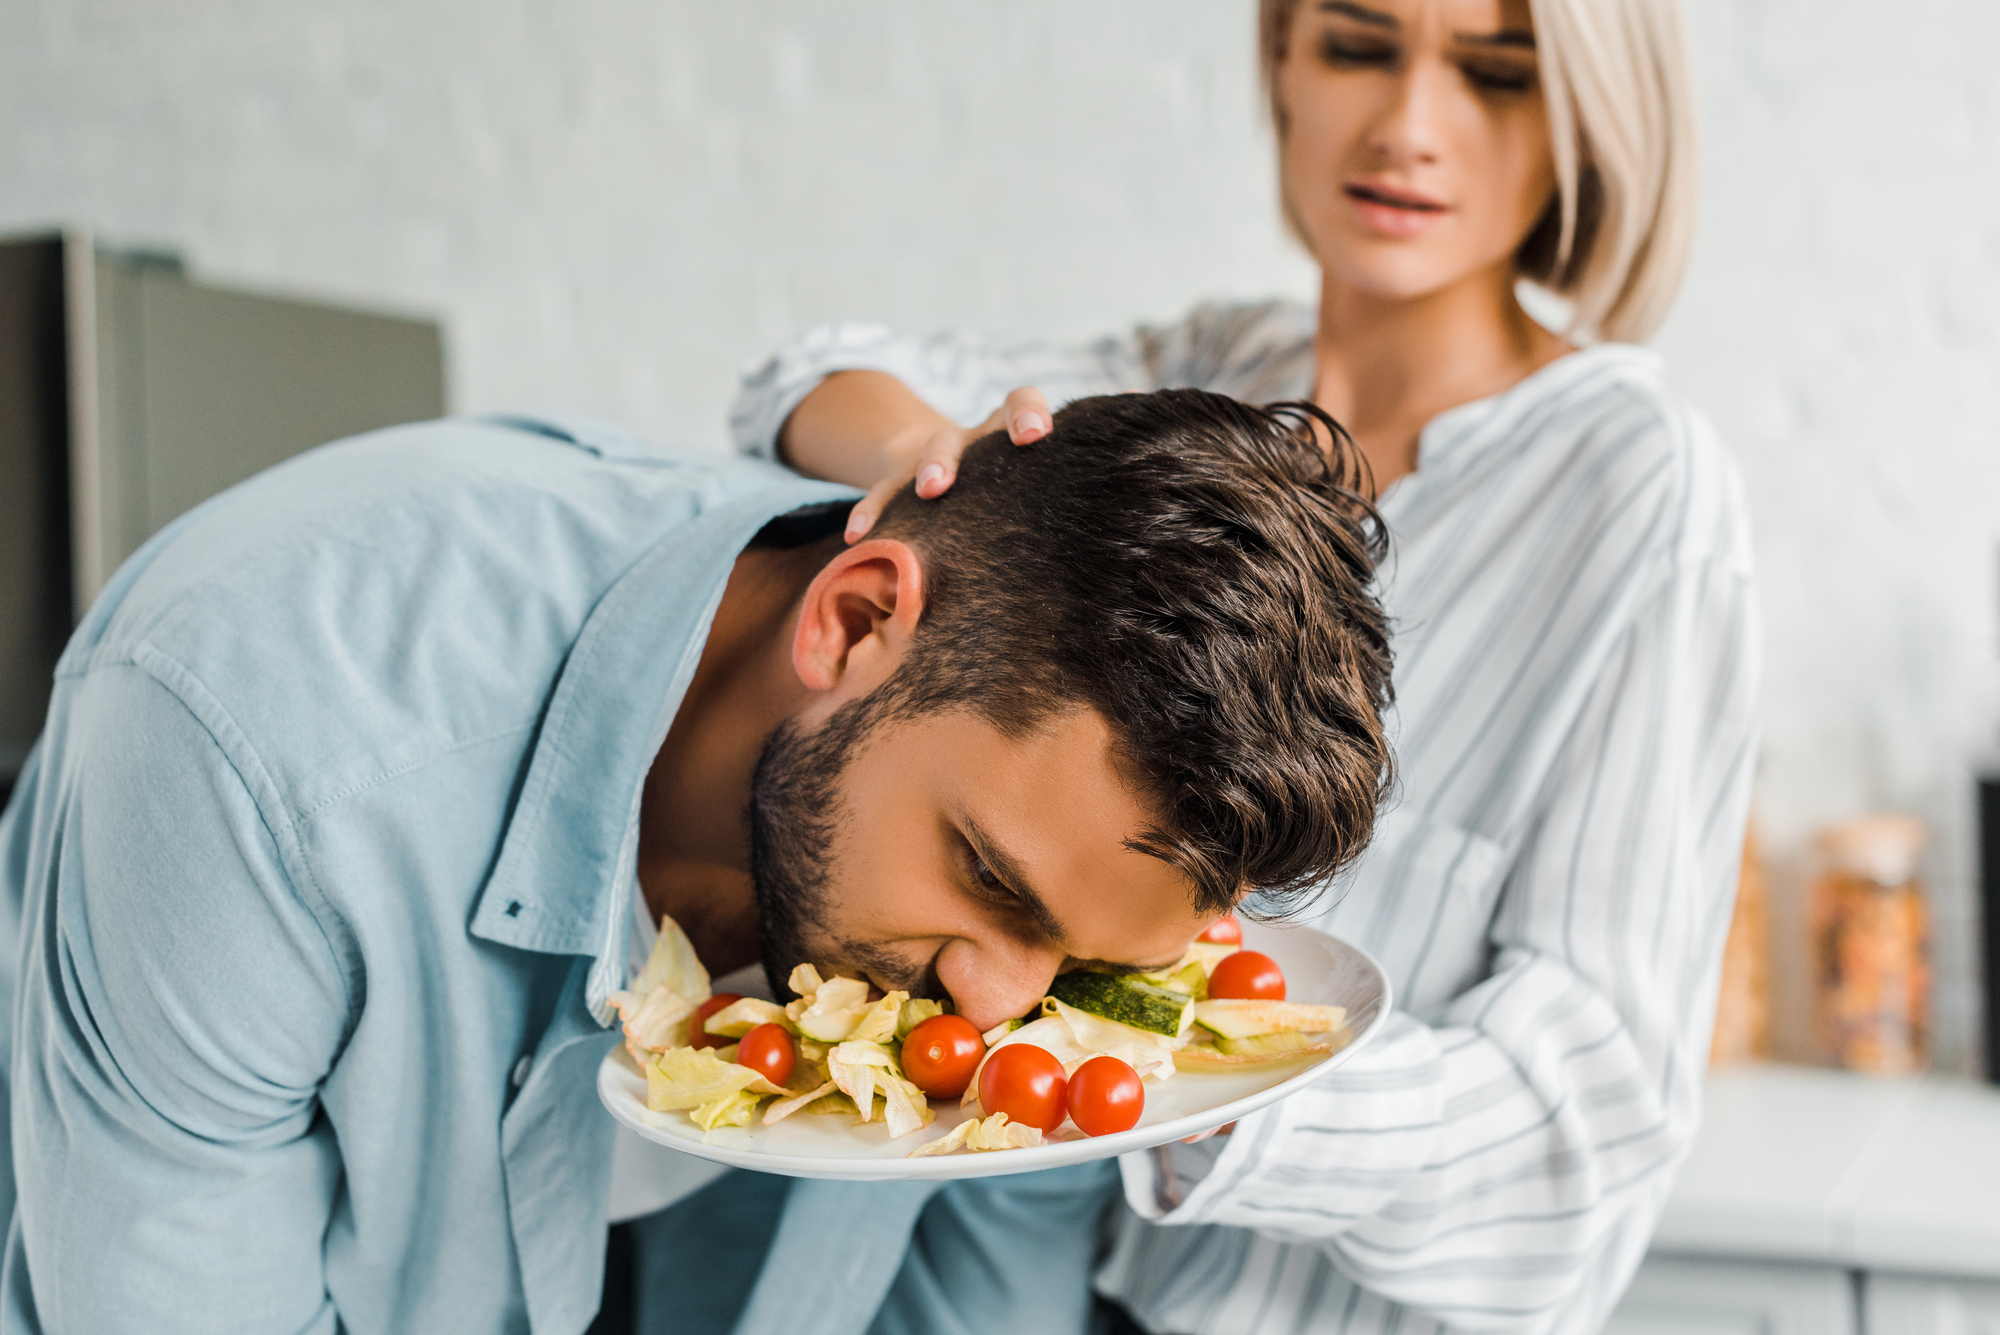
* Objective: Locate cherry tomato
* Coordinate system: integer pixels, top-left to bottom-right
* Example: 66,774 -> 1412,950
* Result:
976,1043 -> 1068,1134
1196,916 -> 1243,946
900,1015 -> 985,1099
689,992 -> 743,1050
1207,950 -> 1285,1001
735,1023 -> 796,1086
1067,1055 -> 1144,1137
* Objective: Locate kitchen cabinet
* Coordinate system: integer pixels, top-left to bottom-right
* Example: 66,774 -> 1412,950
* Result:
1605,1067 -> 2000,1335
1865,1275 -> 2000,1335
1604,1256 -> 1855,1335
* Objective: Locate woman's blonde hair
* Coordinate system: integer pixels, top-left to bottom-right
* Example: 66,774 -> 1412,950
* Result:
1258,0 -> 1699,344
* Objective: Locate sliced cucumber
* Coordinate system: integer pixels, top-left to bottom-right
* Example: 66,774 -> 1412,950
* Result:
1046,971 -> 1194,1038
980,1017 -> 1026,1047
1184,941 -> 1240,974
1175,1038 -> 1334,1071
1138,958 -> 1210,1001
1192,999 -> 1347,1040
1166,959 -> 1209,1000
1046,997 -> 1178,1056
1215,1030 -> 1314,1056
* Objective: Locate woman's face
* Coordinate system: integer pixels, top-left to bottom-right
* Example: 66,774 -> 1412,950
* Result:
1276,0 -> 1557,303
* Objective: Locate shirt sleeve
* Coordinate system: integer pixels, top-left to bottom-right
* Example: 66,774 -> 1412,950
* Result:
725,320 -> 1160,460
6,665 -> 352,1335
1114,554 -> 1760,1333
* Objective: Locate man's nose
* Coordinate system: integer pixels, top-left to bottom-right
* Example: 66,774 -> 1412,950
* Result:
933,938 -> 1066,1033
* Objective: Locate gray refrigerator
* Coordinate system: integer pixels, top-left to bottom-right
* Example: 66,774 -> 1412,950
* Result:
0,231 -> 446,791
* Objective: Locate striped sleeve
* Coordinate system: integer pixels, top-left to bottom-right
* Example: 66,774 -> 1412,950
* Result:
1111,552 -> 1760,1332
725,320 -> 1145,460
722,300 -> 1320,459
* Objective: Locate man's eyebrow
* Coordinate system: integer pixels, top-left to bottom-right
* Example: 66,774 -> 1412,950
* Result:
963,818 -> 1188,974
962,817 -> 1072,951
1319,1 -> 1398,28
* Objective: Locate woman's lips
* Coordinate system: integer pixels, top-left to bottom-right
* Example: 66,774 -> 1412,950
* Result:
1344,181 -> 1450,238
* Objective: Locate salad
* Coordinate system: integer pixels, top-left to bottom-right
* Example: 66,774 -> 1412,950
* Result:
607,913 -> 1352,1158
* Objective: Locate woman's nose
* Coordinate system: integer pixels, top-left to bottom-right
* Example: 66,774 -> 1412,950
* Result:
1366,61 -> 1446,168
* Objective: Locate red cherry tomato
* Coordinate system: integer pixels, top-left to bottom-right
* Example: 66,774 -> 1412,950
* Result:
689,992 -> 743,1050
976,1043 -> 1068,1134
900,1015 -> 985,1099
1067,1055 -> 1144,1136
1207,950 -> 1285,1001
1196,916 -> 1243,946
735,1023 -> 796,1086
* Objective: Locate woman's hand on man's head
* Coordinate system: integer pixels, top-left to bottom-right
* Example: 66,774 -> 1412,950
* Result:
844,386 -> 1054,542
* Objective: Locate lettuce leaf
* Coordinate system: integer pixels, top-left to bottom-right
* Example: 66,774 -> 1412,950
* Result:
787,973 -> 874,1042
691,1088 -> 762,1131
646,1047 -> 787,1112
907,1112 -> 1045,1157
607,912 -> 711,1058
846,990 -> 907,1044
701,996 -> 794,1039
827,1040 -> 931,1137
763,1081 -> 839,1124
630,911 -> 711,1004
896,999 -> 946,1041
608,983 -> 695,1058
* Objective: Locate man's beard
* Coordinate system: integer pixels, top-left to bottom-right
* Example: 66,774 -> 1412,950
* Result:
746,690 -> 940,1002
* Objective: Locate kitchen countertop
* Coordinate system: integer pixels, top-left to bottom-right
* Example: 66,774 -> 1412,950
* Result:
1652,1063 -> 2000,1279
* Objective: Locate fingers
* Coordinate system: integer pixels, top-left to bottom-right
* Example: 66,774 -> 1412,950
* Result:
1000,386 -> 1052,444
911,421 -> 966,500
845,390 -> 1049,543
845,422 -> 969,541
1179,1120 -> 1236,1145
844,476 -> 903,543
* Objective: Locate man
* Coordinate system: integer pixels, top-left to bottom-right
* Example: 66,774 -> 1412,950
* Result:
0,389 -> 1393,1332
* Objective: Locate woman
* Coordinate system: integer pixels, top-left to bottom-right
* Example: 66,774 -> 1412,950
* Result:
717,1 -> 1756,1332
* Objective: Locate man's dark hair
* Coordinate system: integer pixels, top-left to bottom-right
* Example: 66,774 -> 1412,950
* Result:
866,388 -> 1394,916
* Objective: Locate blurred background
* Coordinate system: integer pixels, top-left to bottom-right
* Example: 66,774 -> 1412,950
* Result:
7,3 -> 2000,1326
2,1 -> 1995,1076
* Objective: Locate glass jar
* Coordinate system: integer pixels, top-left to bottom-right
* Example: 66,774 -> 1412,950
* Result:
1808,814 -> 1930,1075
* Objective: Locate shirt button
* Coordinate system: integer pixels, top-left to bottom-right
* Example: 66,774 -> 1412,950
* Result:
511,1056 -> 532,1089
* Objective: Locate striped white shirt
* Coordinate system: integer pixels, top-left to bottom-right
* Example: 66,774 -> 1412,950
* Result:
730,300 -> 1760,1335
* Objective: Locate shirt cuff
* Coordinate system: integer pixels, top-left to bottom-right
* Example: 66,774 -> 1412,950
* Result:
728,319 -> 955,461
1117,1011 -> 1445,1236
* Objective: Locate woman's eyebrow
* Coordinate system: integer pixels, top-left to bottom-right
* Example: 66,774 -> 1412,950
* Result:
1319,2 -> 1398,30
1454,27 -> 1537,49
1316,1 -> 1535,50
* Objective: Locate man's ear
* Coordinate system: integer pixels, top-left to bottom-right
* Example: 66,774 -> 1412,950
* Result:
790,538 -> 925,700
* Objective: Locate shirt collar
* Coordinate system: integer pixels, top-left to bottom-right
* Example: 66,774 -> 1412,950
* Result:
1411,343 -> 1662,478
470,472 -> 856,1018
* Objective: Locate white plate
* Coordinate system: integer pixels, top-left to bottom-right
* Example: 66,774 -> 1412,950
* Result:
596,920 -> 1391,1181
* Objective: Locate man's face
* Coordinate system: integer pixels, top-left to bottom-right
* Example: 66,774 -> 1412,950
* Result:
749,697 -> 1212,1033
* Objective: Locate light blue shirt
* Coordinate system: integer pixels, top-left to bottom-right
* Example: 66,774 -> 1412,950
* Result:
0,414 -> 853,1334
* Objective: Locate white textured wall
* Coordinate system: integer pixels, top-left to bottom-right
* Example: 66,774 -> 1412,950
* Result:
1653,0 -> 2000,1074
4,0 -> 1995,1072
